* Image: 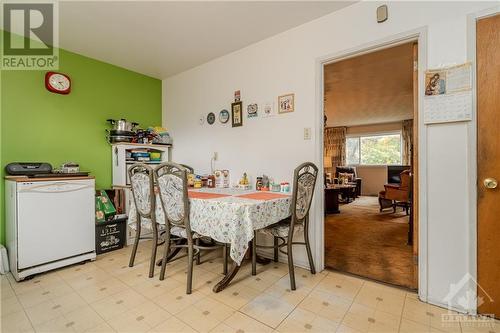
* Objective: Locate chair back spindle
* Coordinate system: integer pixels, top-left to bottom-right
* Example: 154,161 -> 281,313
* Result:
291,162 -> 319,223
155,162 -> 192,240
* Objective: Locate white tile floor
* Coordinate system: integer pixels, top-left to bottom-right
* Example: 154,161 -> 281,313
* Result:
1,242 -> 498,333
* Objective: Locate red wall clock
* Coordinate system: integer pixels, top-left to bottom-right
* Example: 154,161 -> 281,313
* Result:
45,72 -> 71,94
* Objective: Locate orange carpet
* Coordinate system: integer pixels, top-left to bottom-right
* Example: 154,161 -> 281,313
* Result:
325,196 -> 415,289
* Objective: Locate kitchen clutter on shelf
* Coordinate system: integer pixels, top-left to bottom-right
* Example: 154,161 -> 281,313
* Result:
106,119 -> 172,145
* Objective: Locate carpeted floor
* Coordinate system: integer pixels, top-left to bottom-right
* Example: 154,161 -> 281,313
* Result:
325,196 -> 415,290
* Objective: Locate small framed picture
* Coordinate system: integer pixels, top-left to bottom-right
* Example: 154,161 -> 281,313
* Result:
278,93 -> 294,114
231,101 -> 243,127
247,103 -> 258,118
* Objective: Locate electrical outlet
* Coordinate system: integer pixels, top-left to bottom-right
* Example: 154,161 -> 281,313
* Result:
304,128 -> 311,140
213,152 -> 218,161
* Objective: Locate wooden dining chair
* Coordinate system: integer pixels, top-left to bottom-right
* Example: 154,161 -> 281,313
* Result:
252,162 -> 318,290
155,162 -> 227,294
179,164 -> 194,175
128,164 -> 165,278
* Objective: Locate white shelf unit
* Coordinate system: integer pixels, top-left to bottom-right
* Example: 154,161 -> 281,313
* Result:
111,143 -> 171,244
111,143 -> 171,187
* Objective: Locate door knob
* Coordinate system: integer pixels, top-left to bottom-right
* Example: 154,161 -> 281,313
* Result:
484,178 -> 498,189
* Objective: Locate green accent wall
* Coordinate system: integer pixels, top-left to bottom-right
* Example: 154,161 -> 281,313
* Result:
0,46 -> 162,244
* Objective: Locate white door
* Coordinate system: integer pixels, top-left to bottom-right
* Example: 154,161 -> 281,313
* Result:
17,180 -> 95,269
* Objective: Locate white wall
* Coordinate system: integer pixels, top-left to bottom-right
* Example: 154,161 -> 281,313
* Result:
357,166 -> 387,196
163,1 -> 496,312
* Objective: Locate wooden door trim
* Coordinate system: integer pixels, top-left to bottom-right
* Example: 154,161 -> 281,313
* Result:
474,11 -> 500,317
316,28 -> 427,295
466,6 -> 499,315
412,42 -> 419,290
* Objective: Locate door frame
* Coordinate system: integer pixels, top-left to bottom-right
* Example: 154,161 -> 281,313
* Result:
466,5 -> 500,315
313,27 -> 428,297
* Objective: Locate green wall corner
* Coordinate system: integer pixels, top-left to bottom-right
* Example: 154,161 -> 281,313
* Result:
0,45 -> 162,245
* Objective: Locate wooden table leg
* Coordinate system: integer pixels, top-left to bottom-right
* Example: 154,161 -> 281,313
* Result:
213,240 -> 269,292
213,261 -> 241,293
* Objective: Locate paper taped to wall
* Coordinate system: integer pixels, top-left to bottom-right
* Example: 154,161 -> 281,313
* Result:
424,62 -> 472,124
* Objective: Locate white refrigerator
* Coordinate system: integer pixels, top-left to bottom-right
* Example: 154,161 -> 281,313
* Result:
6,178 -> 96,281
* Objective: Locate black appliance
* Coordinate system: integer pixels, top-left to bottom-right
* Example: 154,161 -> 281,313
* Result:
5,162 -> 52,175
387,165 -> 411,184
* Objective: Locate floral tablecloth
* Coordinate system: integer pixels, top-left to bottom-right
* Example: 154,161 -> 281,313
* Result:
128,188 -> 292,265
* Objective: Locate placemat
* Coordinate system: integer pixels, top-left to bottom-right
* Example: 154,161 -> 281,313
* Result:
188,191 -> 231,199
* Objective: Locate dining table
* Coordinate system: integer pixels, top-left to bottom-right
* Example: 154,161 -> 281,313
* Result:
128,187 -> 292,292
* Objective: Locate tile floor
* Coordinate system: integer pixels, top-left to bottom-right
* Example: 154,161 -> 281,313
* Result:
1,242 -> 498,333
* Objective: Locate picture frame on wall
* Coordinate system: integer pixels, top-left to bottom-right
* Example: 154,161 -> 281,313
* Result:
278,93 -> 294,114
231,101 -> 243,127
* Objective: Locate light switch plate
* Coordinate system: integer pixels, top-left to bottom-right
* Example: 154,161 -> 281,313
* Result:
304,128 -> 311,140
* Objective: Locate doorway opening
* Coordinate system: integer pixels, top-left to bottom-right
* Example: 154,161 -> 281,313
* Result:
323,41 -> 419,290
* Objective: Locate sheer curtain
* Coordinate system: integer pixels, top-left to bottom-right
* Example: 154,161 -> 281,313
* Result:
324,127 -> 347,174
402,119 -> 413,165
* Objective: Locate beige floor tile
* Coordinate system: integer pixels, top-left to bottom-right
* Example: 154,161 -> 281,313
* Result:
402,298 -> 460,332
286,267 -> 327,289
76,277 -> 129,303
210,283 -> 261,310
64,271 -> 110,291
399,318 -> 433,333
212,311 -> 274,333
64,305 -> 106,333
6,243 -> 475,333
265,275 -> 312,306
1,281 -> 16,300
115,264 -> 159,287
0,310 -> 35,333
316,273 -> 364,301
354,283 -> 406,316
236,270 -> 284,292
8,277 -> 44,296
25,299 -> 63,325
1,295 -> 24,317
132,278 -> 182,300
335,324 -> 364,333
406,292 -> 420,301
33,314 -> 75,333
57,262 -> 101,281
276,307 -> 340,333
84,322 -> 116,333
169,265 -> 222,293
16,287 -> 53,308
195,252 -> 229,275
149,316 -> 197,333
53,292 -> 89,314
176,297 -> 235,333
152,284 -> 206,315
240,294 -> 296,328
342,302 -> 401,333
91,289 -> 147,320
299,289 -> 352,322
107,300 -> 171,332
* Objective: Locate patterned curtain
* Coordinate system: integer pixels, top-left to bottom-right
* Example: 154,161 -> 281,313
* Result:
324,127 -> 346,174
402,119 -> 413,165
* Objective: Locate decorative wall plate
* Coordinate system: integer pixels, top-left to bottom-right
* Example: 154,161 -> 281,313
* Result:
219,109 -> 230,124
247,103 -> 258,118
207,112 -> 216,125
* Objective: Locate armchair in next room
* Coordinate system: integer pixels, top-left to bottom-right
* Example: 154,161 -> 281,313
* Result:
334,166 -> 362,197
